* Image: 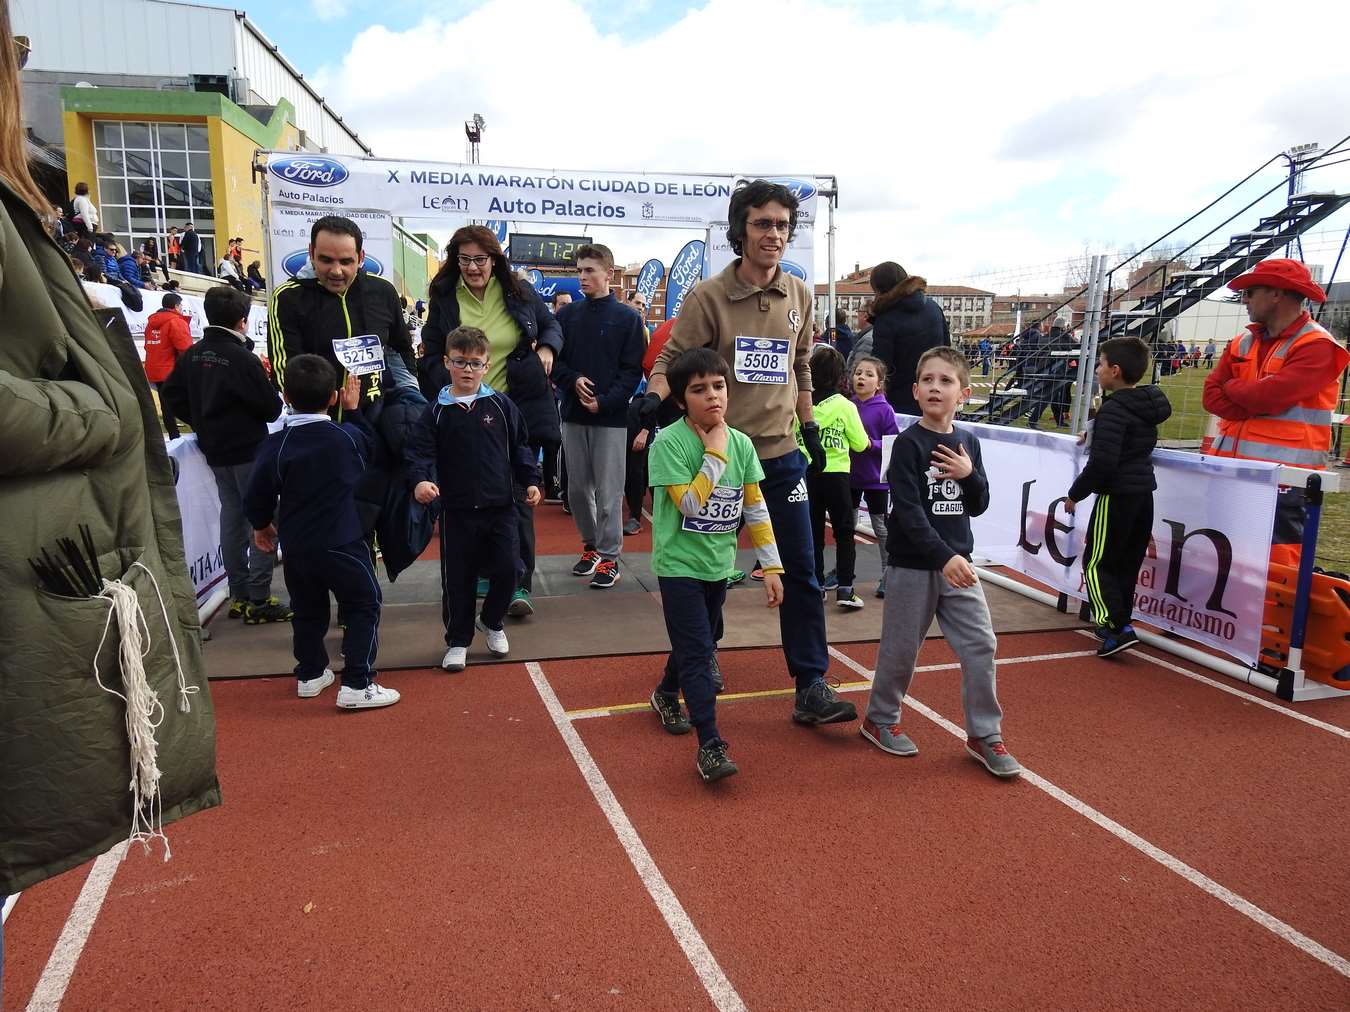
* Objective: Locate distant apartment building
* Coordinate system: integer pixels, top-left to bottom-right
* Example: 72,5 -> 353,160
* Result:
813,267 -> 993,335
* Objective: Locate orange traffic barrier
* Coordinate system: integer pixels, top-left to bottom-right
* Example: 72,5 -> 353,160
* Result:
1260,562 -> 1350,688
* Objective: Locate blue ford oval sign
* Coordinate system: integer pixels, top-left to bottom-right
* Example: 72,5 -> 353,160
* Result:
780,259 -> 807,280
282,250 -> 383,277
767,177 -> 817,203
269,155 -> 350,188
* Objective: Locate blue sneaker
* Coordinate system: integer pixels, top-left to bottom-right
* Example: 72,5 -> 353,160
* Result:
822,568 -> 839,591
476,578 -> 489,598
1097,628 -> 1139,658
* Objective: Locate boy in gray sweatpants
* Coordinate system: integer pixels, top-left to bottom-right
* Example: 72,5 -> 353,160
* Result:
860,347 -> 1020,778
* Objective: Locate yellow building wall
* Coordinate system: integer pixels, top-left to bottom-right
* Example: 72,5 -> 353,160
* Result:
62,111 -> 98,204
208,116 -> 291,277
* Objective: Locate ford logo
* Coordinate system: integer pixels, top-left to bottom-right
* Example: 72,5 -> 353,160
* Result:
755,339 -> 774,349
268,155 -> 350,188
282,250 -> 383,277
768,177 -> 817,203
780,259 -> 807,280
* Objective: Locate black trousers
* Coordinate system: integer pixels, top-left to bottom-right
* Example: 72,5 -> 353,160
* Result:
1082,491 -> 1153,633
151,380 -> 180,438
625,430 -> 648,520
655,576 -> 726,746
541,439 -> 563,501
443,506 -> 517,646
808,471 -> 857,586
285,540 -> 382,689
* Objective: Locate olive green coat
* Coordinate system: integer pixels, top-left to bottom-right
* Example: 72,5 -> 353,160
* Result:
0,180 -> 220,894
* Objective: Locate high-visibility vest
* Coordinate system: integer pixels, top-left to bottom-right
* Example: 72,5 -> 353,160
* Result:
1211,317 -> 1349,469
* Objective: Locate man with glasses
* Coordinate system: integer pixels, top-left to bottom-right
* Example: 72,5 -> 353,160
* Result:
635,179 -> 856,727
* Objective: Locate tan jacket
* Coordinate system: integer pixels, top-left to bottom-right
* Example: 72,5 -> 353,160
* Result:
652,261 -> 814,458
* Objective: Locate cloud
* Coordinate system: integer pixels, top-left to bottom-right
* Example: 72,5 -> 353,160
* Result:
305,0 -> 1350,293
309,0 -> 351,23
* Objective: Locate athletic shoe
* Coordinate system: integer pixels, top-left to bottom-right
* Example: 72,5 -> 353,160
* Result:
726,569 -> 746,587
711,652 -> 725,693
875,571 -> 887,599
750,566 -> 765,581
859,718 -> 918,756
590,559 -> 620,589
475,618 -> 509,657
696,740 -> 739,783
243,599 -> 293,624
507,588 -> 534,617
441,646 -> 467,672
571,549 -> 600,577
1098,628 -> 1140,658
562,501 -> 572,515
336,682 -> 401,711
822,569 -> 839,591
966,737 -> 1022,778
837,587 -> 865,610
475,577 -> 489,598
792,680 -> 857,725
650,691 -> 691,735
297,668 -> 335,699
623,517 -> 641,536
227,597 -> 247,619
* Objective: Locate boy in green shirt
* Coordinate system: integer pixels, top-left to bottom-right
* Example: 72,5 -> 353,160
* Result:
647,348 -> 785,782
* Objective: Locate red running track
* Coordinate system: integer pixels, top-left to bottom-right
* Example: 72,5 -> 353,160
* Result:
5,629 -> 1348,1009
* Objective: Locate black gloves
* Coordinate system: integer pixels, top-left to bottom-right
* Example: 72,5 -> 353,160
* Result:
801,420 -> 827,475
629,391 -> 662,428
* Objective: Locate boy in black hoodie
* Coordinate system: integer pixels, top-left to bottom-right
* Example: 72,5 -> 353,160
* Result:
1065,337 -> 1173,658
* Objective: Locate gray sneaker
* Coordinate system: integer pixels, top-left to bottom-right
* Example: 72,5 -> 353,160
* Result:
859,719 -> 917,756
966,736 -> 1022,778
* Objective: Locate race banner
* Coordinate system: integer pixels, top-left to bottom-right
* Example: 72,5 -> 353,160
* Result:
266,202 -> 395,289
665,240 -> 706,320
167,435 -> 227,615
705,175 -> 819,291
883,419 -> 1280,665
636,258 -> 665,303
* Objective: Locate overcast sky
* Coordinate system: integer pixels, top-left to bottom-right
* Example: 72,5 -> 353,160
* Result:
257,0 -> 1350,294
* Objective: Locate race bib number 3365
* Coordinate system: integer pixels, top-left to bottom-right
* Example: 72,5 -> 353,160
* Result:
733,336 -> 790,385
681,485 -> 744,535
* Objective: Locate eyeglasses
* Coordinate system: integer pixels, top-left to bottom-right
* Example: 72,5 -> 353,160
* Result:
456,255 -> 491,268
747,218 -> 792,235
448,358 -> 489,371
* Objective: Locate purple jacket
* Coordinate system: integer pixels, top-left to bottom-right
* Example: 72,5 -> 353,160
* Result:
850,392 -> 901,489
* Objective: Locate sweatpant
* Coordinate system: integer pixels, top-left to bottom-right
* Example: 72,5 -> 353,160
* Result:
655,576 -> 726,746
1082,491 -> 1153,634
852,487 -> 890,576
808,471 -> 856,587
284,540 -> 382,689
562,422 -> 627,560
151,381 -> 180,438
441,506 -> 517,647
211,460 -> 277,603
867,566 -> 1003,739
758,450 -> 829,690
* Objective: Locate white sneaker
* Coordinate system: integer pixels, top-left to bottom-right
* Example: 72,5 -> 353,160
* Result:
336,682 -> 400,710
442,646 -> 467,672
475,618 -> 509,657
297,668 -> 334,698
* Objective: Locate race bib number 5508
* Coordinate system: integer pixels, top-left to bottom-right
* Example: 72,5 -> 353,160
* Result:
733,337 -> 790,385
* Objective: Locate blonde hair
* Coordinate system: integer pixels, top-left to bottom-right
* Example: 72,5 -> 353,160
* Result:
916,345 -> 971,386
0,3 -> 54,221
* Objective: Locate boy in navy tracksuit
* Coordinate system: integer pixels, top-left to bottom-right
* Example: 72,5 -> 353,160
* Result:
405,326 -> 542,672
244,354 -> 400,710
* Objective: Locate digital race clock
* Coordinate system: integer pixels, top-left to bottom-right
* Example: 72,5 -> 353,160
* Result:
507,233 -> 592,267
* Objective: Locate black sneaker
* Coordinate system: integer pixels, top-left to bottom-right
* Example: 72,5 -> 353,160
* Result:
650,691 -> 691,735
243,599 -> 294,624
1098,628 -> 1140,658
571,549 -> 600,577
696,741 -> 738,783
711,652 -> 724,694
792,679 -> 857,725
589,558 -> 620,589
227,597 -> 247,619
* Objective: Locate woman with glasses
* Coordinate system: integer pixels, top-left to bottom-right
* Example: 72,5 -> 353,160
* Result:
419,225 -> 563,618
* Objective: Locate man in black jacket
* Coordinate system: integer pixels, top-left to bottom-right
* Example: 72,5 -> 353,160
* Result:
868,261 -> 950,415
268,215 -> 415,417
550,244 -> 645,589
162,286 -> 291,623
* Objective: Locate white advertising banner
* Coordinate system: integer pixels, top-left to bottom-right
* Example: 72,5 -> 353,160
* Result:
83,280 -> 270,360
884,419 -> 1280,666
705,175 -> 818,291
167,435 -> 225,612
266,202 -> 396,290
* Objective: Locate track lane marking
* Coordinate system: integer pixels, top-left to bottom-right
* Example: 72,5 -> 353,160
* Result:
25,842 -> 128,1012
1071,629 -> 1350,741
827,644 -> 1350,980
526,661 -> 748,1012
563,648 -> 1098,720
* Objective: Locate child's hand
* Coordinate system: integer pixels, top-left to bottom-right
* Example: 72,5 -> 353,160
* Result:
340,373 -> 361,411
525,485 -> 542,507
763,571 -> 784,608
942,554 -> 978,589
253,524 -> 277,553
414,480 -> 440,505
1064,498 -> 1076,514
690,418 -> 729,457
1076,431 -> 1087,446
631,429 -> 649,452
931,443 -> 972,480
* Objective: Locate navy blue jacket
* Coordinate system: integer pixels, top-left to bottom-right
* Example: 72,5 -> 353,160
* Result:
244,414 -> 376,554
870,275 -> 951,416
404,386 -> 540,511
550,294 -> 646,428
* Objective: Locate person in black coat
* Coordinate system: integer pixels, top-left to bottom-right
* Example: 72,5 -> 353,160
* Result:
868,261 -> 950,415
418,224 -> 562,615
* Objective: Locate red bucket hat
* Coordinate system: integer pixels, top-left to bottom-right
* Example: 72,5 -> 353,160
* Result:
1227,258 -> 1326,303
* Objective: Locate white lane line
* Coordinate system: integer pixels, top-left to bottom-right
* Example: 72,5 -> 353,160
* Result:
526,662 -> 747,1012
827,645 -> 1350,980
26,842 -> 128,1012
1072,629 -> 1350,741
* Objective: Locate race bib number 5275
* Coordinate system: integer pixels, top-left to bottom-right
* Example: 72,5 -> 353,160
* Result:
332,334 -> 385,377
